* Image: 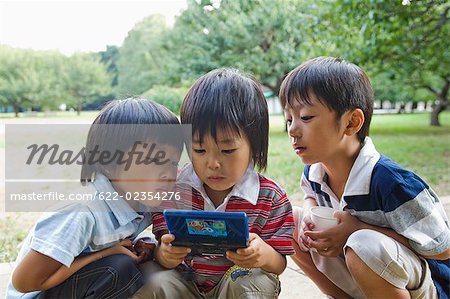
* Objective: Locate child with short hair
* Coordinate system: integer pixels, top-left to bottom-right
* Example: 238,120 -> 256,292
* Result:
133,68 -> 295,299
280,57 -> 450,298
8,98 -> 183,298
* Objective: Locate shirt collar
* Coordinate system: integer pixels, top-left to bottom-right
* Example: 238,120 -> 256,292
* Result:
178,163 -> 260,206
308,137 -> 380,196
92,173 -> 146,226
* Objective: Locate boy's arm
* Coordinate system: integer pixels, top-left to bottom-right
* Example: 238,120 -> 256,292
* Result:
226,233 -> 286,275
382,185 -> 450,260
259,245 -> 286,275
153,234 -> 191,269
227,183 -> 295,274
12,206 -> 95,293
12,240 -> 139,292
151,211 -> 191,268
427,248 -> 450,260
12,250 -> 62,292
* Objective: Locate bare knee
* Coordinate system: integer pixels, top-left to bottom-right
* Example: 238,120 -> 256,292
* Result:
292,206 -> 302,241
291,247 -> 312,264
345,247 -> 366,277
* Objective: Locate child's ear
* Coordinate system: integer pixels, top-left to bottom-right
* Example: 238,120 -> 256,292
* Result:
344,108 -> 364,136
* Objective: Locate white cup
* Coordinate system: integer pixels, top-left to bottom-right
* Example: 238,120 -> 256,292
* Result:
310,206 -> 339,231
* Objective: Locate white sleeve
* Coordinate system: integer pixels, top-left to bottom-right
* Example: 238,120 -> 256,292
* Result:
31,205 -> 96,267
133,230 -> 157,245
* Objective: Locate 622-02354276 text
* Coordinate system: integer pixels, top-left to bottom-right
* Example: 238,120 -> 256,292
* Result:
9,191 -> 181,202
96,191 -> 181,201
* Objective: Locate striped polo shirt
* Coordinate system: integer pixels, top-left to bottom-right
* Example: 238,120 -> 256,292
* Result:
302,137 -> 450,298
152,164 -> 295,293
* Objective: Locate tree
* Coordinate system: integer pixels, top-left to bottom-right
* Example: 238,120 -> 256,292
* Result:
108,0 -> 447,127
115,15 -> 173,97
331,0 -> 450,126
99,45 -> 120,87
33,50 -> 68,110
165,0 -> 327,95
63,53 -> 111,115
142,85 -> 188,114
0,46 -> 110,115
0,46 -> 49,117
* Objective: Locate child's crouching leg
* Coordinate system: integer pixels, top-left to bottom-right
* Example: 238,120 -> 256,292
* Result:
214,266 -> 279,299
131,268 -> 198,299
37,254 -> 143,299
345,229 -> 438,299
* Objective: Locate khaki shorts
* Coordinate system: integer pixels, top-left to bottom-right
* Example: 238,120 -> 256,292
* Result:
133,263 -> 280,299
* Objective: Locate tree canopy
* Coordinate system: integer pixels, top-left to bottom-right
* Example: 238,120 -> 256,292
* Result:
128,0 -> 448,124
0,45 -> 110,115
1,0 -> 448,124
330,0 -> 449,125
114,15 -> 172,97
63,53 -> 111,115
164,0 -> 328,94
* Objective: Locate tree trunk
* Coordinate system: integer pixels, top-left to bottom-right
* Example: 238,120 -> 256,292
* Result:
77,103 -> 81,116
426,77 -> 449,127
274,76 -> 287,132
13,103 -> 20,117
430,98 -> 447,126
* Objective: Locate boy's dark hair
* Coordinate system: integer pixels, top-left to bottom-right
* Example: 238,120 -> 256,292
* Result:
81,98 -> 183,184
279,57 -> 374,143
181,68 -> 269,171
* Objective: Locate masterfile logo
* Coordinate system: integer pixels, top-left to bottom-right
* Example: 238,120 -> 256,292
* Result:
5,124 -> 192,212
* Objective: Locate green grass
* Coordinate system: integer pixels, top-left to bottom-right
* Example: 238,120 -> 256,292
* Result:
264,112 -> 450,197
0,111 -> 449,262
0,215 -> 28,262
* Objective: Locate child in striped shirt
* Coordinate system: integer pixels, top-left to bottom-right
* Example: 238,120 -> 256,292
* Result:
133,68 -> 295,299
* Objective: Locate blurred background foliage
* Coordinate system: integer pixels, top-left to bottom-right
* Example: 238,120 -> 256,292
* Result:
0,0 -> 448,125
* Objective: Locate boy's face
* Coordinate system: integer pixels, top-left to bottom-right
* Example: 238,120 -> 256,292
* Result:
112,142 -> 181,207
284,95 -> 347,166
191,129 -> 252,203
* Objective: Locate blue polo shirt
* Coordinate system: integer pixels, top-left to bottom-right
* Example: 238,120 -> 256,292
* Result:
302,137 -> 450,298
7,174 -> 153,299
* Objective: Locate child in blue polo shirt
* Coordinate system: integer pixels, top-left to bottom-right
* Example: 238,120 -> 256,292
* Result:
8,98 -> 183,298
280,57 -> 450,298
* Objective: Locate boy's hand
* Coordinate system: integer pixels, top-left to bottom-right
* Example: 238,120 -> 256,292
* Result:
304,211 -> 363,257
225,233 -> 271,268
298,209 -> 315,252
102,239 -> 140,263
133,240 -> 156,264
155,234 -> 191,269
